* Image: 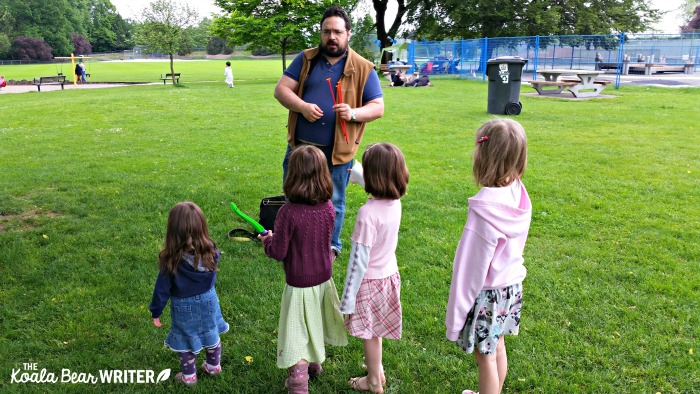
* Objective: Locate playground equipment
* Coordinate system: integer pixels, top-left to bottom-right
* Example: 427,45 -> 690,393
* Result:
54,54 -> 92,86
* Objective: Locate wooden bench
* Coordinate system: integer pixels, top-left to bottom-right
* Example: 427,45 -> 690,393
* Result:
160,73 -> 181,84
596,62 -> 619,71
528,80 -> 578,95
32,75 -> 66,92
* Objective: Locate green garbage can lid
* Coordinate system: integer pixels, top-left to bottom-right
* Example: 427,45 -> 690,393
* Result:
487,56 -> 528,64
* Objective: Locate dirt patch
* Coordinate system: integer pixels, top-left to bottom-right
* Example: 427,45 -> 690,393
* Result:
0,210 -> 62,232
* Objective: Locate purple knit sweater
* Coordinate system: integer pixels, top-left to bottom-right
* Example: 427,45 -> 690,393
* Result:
263,200 -> 335,288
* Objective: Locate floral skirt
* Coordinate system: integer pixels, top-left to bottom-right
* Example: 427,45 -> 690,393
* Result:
456,282 -> 522,355
345,272 -> 402,340
164,287 -> 229,354
277,278 -> 348,369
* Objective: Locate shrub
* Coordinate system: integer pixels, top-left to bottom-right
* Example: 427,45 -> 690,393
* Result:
72,33 -> 92,55
10,36 -> 53,60
251,46 -> 275,56
207,36 -> 233,55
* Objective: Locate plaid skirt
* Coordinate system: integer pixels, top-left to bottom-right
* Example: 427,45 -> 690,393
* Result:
345,272 -> 402,340
456,282 -> 523,355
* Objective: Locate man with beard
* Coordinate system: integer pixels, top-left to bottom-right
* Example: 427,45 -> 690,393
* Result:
274,6 -> 384,260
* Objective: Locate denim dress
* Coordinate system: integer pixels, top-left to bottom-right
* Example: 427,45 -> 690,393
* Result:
165,286 -> 229,353
150,252 -> 229,354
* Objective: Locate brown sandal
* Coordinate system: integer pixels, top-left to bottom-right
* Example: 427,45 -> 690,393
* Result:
349,376 -> 384,393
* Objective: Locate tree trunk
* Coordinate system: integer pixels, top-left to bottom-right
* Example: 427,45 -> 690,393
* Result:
373,0 -> 408,65
281,37 -> 288,72
169,53 -> 175,85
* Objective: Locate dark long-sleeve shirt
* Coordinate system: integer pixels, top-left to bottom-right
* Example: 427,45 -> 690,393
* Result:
149,249 -> 221,318
263,200 -> 335,288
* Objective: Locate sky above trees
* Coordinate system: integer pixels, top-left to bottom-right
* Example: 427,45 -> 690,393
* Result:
111,0 -> 220,20
109,0 -> 687,33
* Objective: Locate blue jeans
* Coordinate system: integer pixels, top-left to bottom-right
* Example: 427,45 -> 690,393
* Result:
283,144 -> 352,252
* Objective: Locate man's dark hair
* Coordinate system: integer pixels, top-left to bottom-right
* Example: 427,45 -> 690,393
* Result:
320,6 -> 351,31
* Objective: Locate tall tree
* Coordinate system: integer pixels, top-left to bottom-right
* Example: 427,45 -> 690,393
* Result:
680,0 -> 700,22
88,0 -> 119,52
406,0 -> 661,40
682,5 -> 700,32
0,0 -> 77,56
211,0 -> 353,71
111,13 -> 134,51
139,0 -> 198,84
350,14 -> 377,63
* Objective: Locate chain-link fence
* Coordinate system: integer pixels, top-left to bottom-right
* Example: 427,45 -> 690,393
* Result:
397,33 -> 700,88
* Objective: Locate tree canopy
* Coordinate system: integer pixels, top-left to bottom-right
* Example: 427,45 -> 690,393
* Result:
0,0 -> 136,58
682,4 -> 700,31
405,0 -> 662,40
211,0 -> 353,71
139,0 -> 198,83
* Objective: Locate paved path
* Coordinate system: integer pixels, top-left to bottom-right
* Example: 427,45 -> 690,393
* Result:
0,82 -> 153,94
2,73 -> 700,95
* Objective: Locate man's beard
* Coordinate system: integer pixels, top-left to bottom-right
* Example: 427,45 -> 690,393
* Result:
320,41 -> 347,58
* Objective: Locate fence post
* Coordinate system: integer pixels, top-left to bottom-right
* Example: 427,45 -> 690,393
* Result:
615,32 -> 625,89
481,37 -> 488,81
533,36 -> 540,79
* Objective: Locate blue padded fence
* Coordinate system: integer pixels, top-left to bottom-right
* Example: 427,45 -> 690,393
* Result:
392,33 -> 700,89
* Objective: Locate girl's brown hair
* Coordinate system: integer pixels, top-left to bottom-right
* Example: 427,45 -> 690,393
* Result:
284,145 -> 333,204
158,201 -> 217,274
362,142 -> 409,199
472,119 -> 527,187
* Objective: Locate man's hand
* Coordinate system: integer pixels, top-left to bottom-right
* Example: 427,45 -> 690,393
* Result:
333,103 -> 353,121
152,317 -> 162,327
301,103 -> 324,122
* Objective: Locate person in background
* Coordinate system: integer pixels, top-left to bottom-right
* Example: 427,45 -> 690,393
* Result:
390,70 -> 405,87
224,61 -> 234,88
79,60 -> 87,82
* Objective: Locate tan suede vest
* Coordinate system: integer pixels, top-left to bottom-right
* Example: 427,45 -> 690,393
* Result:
286,47 -> 376,165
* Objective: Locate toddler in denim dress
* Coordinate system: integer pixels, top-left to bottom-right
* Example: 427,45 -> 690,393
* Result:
149,201 -> 229,387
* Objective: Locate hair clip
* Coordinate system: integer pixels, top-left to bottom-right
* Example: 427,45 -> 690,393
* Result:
477,135 -> 489,144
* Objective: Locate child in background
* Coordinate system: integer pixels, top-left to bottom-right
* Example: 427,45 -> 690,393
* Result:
149,201 -> 229,387
445,119 -> 532,394
0,75 -> 6,89
224,61 -> 234,88
258,145 -> 347,394
339,142 -> 409,393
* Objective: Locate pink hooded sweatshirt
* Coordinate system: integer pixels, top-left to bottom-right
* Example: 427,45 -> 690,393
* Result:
445,180 -> 532,341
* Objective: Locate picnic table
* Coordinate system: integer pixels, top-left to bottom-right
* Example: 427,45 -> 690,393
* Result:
388,64 -> 411,74
529,69 -> 609,98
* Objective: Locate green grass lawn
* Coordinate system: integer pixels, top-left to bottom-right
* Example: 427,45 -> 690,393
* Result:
0,60 -> 699,393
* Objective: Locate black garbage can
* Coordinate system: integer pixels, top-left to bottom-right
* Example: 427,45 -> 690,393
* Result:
486,56 -> 528,115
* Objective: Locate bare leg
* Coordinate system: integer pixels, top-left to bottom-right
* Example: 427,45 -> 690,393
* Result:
350,337 -> 383,392
496,336 -> 508,392
363,337 -> 383,389
474,347 -> 500,394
